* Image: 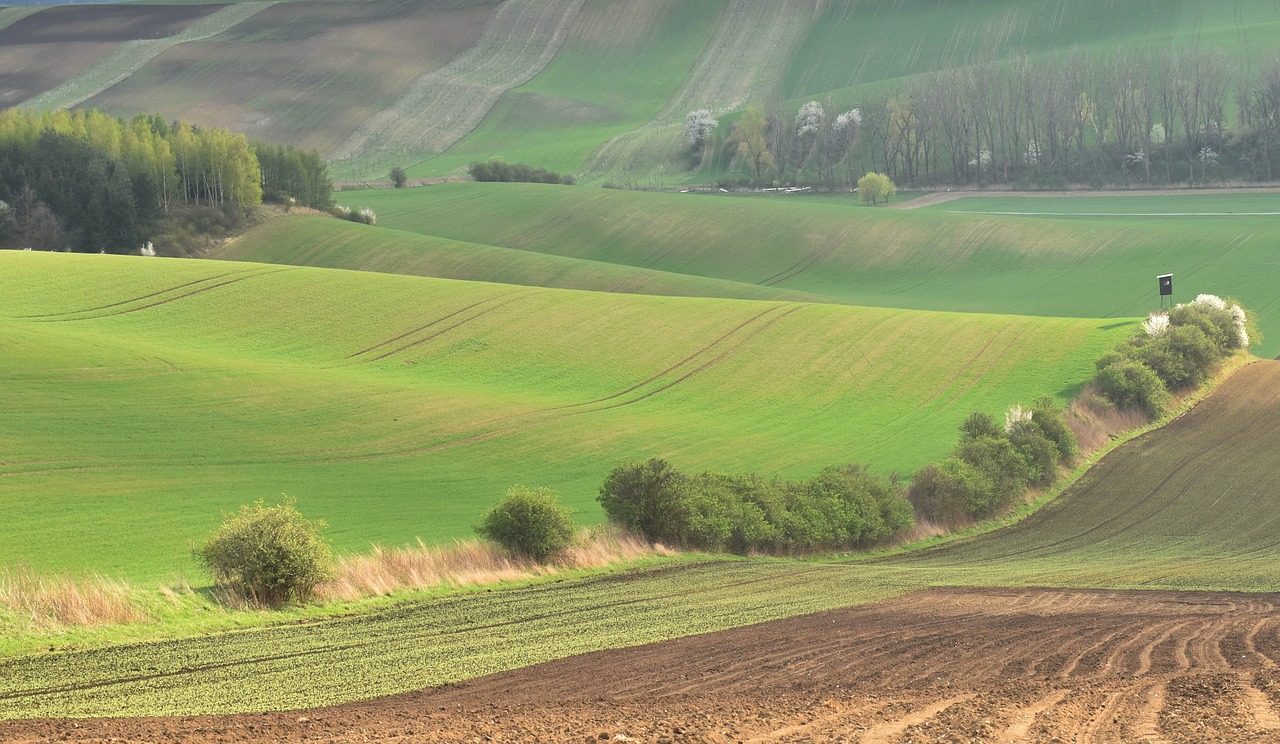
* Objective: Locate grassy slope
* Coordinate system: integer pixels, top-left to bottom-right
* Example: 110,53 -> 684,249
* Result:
211,215 -> 825,303
337,184 -> 1280,357
2,359 -> 1277,718
0,252 -> 1124,580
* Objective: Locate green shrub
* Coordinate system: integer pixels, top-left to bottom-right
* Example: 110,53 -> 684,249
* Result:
959,411 -> 1002,441
476,485 -> 577,562
908,457 -> 995,522
389,166 -> 408,189
598,458 -> 690,545
1007,420 -> 1060,488
1030,395 -> 1078,464
195,497 -> 335,607
954,435 -> 1031,514
1095,359 -> 1171,418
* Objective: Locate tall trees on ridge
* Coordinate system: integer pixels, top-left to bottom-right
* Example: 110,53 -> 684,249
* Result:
0,108 -> 329,254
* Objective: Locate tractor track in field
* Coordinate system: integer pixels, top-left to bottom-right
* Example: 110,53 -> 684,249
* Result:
11,587 -> 1280,741
305,304 -> 799,462
19,268 -> 293,323
14,268 -> 266,319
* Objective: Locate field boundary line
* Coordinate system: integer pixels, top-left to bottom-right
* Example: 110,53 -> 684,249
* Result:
947,210 -> 1280,217
21,3 -> 277,111
0,6 -> 40,32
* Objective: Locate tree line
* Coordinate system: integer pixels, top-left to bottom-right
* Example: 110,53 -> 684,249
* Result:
0,108 -> 331,254
706,48 -> 1280,188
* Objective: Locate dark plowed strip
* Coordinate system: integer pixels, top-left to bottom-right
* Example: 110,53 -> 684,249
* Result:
7,587 -> 1280,742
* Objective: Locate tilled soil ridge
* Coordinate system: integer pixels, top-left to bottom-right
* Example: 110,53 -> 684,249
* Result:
7,586 -> 1280,742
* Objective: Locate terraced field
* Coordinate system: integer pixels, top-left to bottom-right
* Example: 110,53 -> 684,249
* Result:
286,185 -> 1280,356
0,251 -> 1122,579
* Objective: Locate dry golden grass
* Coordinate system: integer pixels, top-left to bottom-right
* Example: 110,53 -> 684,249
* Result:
0,567 -> 145,630
1066,384 -> 1149,456
319,527 -> 667,602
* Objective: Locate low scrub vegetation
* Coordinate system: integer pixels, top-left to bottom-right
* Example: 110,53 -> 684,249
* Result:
475,485 -> 578,563
194,497 -> 336,608
598,458 -> 913,553
468,158 -> 575,185
908,398 -> 1077,523
1095,295 -> 1254,418
0,567 -> 142,630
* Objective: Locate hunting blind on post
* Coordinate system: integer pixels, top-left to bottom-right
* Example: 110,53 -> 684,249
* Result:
1158,273 -> 1173,310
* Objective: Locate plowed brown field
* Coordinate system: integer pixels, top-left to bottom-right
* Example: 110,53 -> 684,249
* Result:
8,587 -> 1280,742
0,5 -> 222,107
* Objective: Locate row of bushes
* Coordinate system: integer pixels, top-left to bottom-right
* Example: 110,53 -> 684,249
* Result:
1095,295 -> 1253,417
467,159 -> 575,185
908,398 -> 1077,523
331,204 -> 376,225
597,458 -> 912,553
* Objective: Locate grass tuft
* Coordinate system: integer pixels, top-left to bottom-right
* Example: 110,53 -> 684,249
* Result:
0,567 -> 146,630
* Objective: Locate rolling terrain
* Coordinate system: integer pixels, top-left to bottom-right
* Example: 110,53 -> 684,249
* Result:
0,250 -> 1123,579
11,1 -> 1280,178
2,361 -> 1278,731
224,184 -> 1280,357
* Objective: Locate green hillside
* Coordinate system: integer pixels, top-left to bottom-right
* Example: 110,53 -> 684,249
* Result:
317,184 -> 1280,356
0,251 -> 1125,580
212,215 -> 825,303
3,359 -> 1277,719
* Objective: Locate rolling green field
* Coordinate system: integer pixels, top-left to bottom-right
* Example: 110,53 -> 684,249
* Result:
2,359 -> 1276,718
273,185 -> 1280,356
0,251 -> 1125,580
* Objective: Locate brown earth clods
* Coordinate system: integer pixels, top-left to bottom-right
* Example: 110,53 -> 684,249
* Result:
6,586 -> 1280,742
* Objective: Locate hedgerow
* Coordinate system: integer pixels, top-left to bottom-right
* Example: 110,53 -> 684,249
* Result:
598,458 -> 912,553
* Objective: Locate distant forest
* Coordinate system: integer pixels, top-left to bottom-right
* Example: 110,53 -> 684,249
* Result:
0,108 -> 331,254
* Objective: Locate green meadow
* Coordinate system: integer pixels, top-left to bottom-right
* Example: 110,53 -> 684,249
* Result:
0,251 -> 1125,580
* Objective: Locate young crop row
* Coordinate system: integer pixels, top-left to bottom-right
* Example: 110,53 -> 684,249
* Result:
0,559 -> 915,718
21,3 -> 277,112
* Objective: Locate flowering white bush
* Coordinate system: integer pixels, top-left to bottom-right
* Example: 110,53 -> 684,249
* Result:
1191,294 -> 1227,311
796,101 -> 825,136
1198,147 -> 1218,165
1231,304 -> 1250,346
833,109 -> 861,134
1004,403 -> 1032,433
358,207 -> 377,225
140,241 -> 156,257
683,109 -> 718,147
1025,140 -> 1041,165
968,149 -> 992,168
1149,123 -> 1166,146
1141,313 -> 1172,335
1126,149 -> 1147,166
1142,313 -> 1170,337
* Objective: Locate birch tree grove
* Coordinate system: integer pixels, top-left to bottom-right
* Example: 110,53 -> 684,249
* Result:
717,46 -> 1280,189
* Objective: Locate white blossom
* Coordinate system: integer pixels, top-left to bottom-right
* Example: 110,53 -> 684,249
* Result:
1126,149 -> 1147,166
833,109 -> 861,134
1004,403 -> 1032,433
1025,140 -> 1041,165
796,101 -> 825,136
1198,147 -> 1218,164
1192,294 -> 1227,311
1149,123 -> 1166,146
140,241 -> 156,257
683,109 -> 718,146
1231,304 -> 1250,347
1142,313 -> 1170,337
358,207 -> 377,225
968,149 -> 993,168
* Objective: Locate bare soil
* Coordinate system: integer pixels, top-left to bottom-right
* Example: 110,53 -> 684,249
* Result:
0,5 -> 223,107
7,586 -> 1280,742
